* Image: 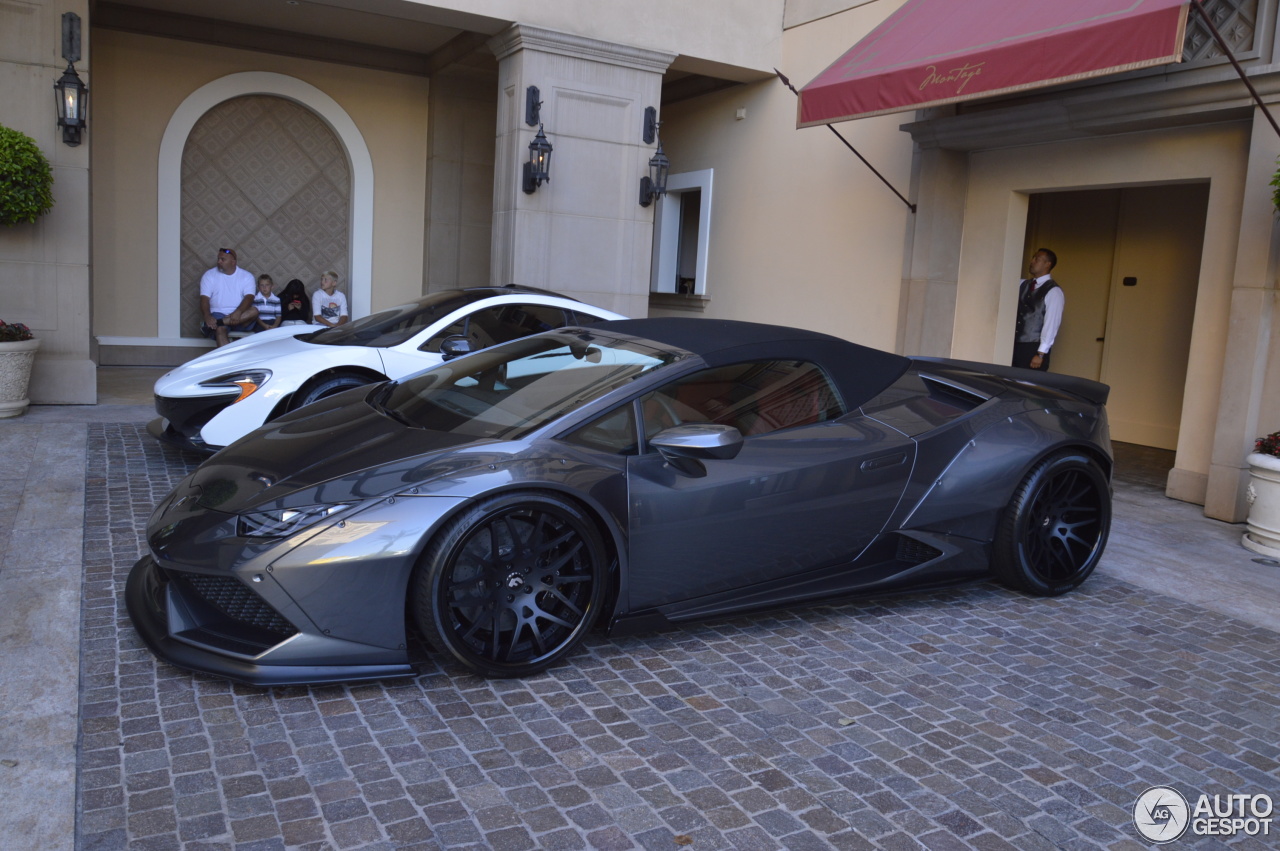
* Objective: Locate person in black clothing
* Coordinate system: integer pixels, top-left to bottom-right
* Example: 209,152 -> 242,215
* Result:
279,279 -> 311,326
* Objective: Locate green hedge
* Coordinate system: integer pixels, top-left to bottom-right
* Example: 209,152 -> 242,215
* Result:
0,124 -> 54,226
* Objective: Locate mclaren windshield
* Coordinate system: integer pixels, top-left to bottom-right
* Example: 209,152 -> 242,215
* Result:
377,331 -> 680,440
307,290 -> 495,348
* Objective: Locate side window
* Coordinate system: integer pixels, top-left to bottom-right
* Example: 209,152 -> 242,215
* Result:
482,304 -> 567,345
641,361 -> 844,441
419,304 -> 565,354
569,309 -> 609,326
562,403 -> 639,456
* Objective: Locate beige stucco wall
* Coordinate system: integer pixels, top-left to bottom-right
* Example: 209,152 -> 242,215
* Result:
91,29 -> 430,341
953,122 -> 1252,493
653,0 -> 912,352
0,0 -> 96,403
423,0 -> 785,80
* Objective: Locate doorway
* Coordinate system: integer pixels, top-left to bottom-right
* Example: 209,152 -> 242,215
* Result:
1024,183 -> 1209,450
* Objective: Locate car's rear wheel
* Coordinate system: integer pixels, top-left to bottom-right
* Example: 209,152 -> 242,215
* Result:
412,492 -> 608,678
290,372 -> 372,410
992,451 -> 1111,596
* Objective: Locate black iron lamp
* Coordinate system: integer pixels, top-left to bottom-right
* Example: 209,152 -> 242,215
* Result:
523,124 -> 553,194
639,139 -> 670,207
55,64 -> 88,146
54,12 -> 87,146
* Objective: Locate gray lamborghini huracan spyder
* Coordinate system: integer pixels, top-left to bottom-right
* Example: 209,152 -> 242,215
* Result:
128,318 -> 1112,685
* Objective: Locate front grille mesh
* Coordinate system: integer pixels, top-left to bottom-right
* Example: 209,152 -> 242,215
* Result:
184,575 -> 297,637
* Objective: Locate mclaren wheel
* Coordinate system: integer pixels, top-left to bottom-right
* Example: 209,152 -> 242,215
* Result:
291,372 -> 372,410
412,492 -> 608,678
992,451 -> 1111,596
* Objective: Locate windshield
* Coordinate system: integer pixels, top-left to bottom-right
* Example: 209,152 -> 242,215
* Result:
308,291 -> 490,348
378,331 -> 681,440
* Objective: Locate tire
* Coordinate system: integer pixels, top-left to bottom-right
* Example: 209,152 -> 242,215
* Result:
992,451 -> 1111,596
290,372 -> 372,410
411,492 -> 609,678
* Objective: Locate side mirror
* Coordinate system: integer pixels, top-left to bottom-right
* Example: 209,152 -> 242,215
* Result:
650,423 -> 743,477
440,336 -> 473,361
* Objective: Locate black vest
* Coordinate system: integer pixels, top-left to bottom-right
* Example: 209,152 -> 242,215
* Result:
1016,278 -> 1059,343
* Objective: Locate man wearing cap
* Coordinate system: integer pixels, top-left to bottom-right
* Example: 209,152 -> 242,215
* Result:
199,247 -> 259,347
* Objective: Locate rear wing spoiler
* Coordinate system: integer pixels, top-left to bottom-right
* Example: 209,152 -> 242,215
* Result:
910,358 -> 1110,406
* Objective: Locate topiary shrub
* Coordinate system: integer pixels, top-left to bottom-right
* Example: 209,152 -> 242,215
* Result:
0,124 -> 54,226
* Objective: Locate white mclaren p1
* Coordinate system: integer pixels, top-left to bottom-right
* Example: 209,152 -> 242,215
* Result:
149,286 -> 625,453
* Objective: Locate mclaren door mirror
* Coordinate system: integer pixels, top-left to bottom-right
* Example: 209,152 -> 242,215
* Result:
439,336 -> 473,361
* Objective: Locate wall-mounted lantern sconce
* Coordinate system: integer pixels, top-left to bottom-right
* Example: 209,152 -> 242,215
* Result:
639,107 -> 669,207
54,12 -> 88,146
523,124 -> 553,194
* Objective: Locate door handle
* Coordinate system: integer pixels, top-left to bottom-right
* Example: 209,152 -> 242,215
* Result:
1096,337 -> 1105,342
861,452 -> 907,472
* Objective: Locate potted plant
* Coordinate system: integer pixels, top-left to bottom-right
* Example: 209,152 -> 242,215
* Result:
1244,430 -> 1280,557
0,124 -> 54,226
0,321 -> 40,417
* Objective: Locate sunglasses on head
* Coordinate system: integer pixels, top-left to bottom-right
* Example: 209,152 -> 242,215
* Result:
218,248 -> 233,255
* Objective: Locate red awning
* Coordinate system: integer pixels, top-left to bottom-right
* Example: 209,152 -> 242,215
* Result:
798,0 -> 1189,127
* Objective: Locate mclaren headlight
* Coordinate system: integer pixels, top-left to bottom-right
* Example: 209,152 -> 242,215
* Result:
237,504 -> 349,538
200,369 -> 272,403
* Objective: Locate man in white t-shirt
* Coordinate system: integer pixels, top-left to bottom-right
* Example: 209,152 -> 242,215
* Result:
199,247 -> 259,347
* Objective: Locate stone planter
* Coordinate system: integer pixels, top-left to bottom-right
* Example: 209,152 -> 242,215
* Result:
1244,452 -> 1280,558
0,338 -> 39,417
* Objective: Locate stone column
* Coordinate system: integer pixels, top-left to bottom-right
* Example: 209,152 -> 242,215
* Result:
1204,106 -> 1280,522
487,25 -> 675,319
0,0 -> 95,404
897,145 -> 968,358
425,66 -> 497,293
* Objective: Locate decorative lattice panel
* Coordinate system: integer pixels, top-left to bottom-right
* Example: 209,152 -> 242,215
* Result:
180,96 -> 351,337
1184,0 -> 1258,62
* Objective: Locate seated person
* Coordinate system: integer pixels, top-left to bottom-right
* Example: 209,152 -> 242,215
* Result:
278,279 -> 311,326
312,271 -> 349,327
199,247 -> 258,347
252,274 -> 281,332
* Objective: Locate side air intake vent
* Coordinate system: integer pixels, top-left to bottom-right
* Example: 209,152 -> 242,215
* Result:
920,374 -> 989,412
896,536 -> 943,565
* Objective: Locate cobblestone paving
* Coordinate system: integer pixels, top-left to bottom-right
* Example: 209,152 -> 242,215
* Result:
78,424 -> 1280,850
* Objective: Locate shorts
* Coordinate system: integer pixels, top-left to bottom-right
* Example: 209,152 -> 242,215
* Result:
201,312 -> 256,338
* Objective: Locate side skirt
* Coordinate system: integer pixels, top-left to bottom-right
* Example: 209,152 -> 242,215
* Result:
605,530 -> 989,636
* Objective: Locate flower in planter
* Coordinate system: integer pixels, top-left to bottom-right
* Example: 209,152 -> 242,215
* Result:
1256,431 -> 1280,459
0,321 -> 34,342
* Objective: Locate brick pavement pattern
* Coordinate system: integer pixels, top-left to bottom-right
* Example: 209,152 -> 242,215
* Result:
77,424 -> 1280,850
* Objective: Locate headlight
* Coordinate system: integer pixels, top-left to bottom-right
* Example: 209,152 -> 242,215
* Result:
237,504 -> 349,538
200,370 -> 272,403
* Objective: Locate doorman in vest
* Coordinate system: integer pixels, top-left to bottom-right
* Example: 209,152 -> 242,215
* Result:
1012,248 -> 1063,371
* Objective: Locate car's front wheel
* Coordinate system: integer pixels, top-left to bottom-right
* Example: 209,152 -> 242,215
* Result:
992,451 -> 1111,596
411,492 -> 609,678
290,372 -> 373,410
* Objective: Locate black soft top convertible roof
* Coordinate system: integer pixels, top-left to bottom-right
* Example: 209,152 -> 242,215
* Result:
590,318 -> 912,411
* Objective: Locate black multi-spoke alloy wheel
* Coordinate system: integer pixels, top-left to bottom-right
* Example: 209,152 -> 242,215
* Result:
291,372 -> 371,410
993,451 -> 1111,596
413,492 -> 608,677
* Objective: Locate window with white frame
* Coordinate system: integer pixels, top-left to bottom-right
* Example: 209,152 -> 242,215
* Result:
650,169 -> 712,296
